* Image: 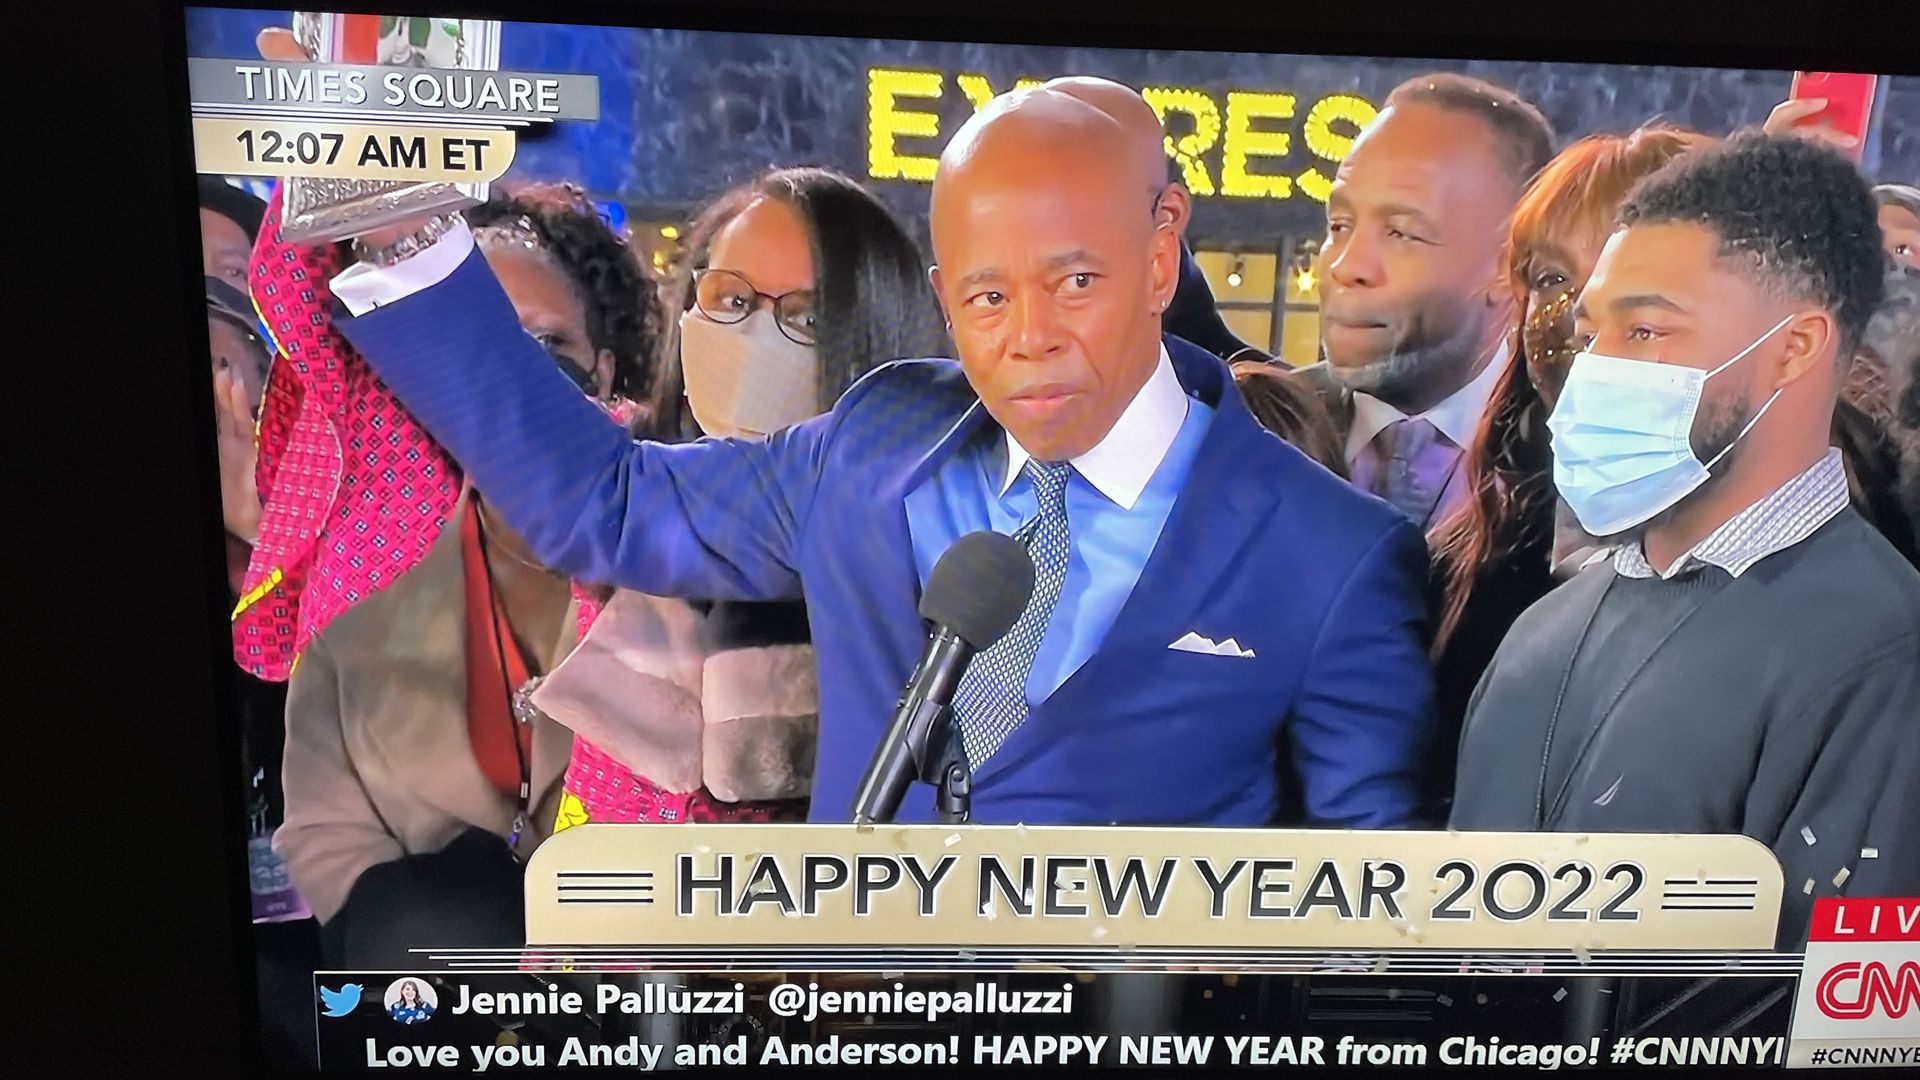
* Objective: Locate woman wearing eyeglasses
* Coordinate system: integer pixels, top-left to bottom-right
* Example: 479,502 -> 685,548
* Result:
537,166 -> 949,831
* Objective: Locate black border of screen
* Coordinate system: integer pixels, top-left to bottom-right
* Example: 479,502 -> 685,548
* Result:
39,1 -> 1913,1076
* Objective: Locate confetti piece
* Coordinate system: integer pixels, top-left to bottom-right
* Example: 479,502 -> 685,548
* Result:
944,833 -> 961,847
1475,993 -> 1489,1005
1803,878 -> 1816,894
1374,956 -> 1390,973
1222,973 -> 1239,988
694,844 -> 711,854
1573,944 -> 1591,965
1553,987 -> 1568,1002
1801,826 -> 1817,846
1833,867 -> 1851,887
1436,994 -> 1453,1007
1202,989 -> 1214,999
1090,926 -> 1109,940
1861,847 -> 1879,859
881,971 -> 903,980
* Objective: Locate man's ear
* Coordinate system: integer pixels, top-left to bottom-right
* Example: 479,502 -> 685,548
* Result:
1148,220 -> 1181,315
928,265 -> 951,328
1157,183 -> 1192,236
1776,309 -> 1839,389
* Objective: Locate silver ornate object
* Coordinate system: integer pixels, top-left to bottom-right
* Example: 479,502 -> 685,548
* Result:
278,12 -> 500,243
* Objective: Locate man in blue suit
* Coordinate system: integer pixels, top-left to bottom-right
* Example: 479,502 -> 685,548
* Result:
328,83 -> 1437,828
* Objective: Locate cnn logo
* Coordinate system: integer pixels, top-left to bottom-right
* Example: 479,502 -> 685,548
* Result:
1815,960 -> 1920,1020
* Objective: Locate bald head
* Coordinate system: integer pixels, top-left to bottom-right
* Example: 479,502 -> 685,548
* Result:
934,86 -> 1164,239
1045,77 -> 1171,182
926,84 -> 1184,462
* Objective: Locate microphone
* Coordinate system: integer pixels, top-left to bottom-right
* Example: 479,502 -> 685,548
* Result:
849,530 -> 1035,825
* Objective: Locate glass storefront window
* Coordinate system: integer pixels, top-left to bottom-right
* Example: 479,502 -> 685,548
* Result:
1193,250 -> 1277,302
1279,309 -> 1321,368
1221,309 -> 1274,355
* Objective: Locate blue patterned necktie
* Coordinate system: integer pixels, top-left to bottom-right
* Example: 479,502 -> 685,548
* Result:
950,458 -> 1073,770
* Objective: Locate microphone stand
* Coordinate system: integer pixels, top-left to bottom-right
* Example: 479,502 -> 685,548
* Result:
850,633 -> 977,826
925,716 -> 973,825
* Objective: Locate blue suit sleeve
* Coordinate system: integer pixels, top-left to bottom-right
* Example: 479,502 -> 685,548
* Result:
333,248 -> 820,601
1290,518 -> 1438,828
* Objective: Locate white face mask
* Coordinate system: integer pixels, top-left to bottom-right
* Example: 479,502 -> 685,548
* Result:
1547,313 -> 1793,536
677,307 -> 820,439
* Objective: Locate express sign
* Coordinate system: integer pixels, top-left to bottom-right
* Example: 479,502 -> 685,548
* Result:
866,68 -> 1377,204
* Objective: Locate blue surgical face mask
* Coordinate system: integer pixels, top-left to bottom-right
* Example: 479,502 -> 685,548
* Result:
1547,313 -> 1794,537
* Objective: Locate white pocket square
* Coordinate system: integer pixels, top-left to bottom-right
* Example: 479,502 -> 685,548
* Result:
1168,631 -> 1255,659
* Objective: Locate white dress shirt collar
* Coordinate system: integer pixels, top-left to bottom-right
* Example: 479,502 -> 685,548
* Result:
1344,340 -> 1511,463
999,343 -> 1188,511
1610,447 -> 1850,580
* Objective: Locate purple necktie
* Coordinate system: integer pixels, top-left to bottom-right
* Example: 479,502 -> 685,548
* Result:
1366,417 -> 1458,526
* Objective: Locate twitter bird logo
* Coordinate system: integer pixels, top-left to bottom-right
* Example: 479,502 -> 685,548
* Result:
319,984 -> 363,1017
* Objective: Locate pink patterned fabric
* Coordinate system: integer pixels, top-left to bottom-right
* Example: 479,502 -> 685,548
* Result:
562,581 -> 803,824
232,187 -> 461,680
564,738 -> 794,823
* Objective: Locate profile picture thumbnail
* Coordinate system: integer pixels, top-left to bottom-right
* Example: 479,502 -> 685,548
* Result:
384,977 -> 438,1024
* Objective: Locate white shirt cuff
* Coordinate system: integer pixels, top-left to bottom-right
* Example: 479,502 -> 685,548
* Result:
331,220 -> 477,316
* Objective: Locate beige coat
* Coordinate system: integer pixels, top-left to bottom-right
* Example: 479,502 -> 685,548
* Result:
274,511 -> 575,923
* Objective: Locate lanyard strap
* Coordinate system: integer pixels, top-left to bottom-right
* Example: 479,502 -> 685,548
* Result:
473,510 -> 534,857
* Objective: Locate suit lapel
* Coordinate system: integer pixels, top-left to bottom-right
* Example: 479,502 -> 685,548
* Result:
1103,341 -> 1285,650
869,379 -> 994,665
970,339 -> 1286,787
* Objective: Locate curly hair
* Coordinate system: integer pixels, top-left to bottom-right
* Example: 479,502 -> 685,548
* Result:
1619,130 -> 1886,361
466,181 -> 662,401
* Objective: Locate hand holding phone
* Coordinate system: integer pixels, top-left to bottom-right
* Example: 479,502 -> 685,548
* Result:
1765,72 -> 1878,162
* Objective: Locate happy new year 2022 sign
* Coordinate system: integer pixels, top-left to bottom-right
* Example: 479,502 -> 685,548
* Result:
525,825 -> 1784,952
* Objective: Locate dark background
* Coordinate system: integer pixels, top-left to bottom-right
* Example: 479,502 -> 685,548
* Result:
33,1 -> 1914,1077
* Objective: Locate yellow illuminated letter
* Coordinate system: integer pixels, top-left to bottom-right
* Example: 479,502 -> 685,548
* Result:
868,68 -> 944,182
1221,91 -> 1296,199
1142,87 -> 1221,196
957,73 -> 1047,111
1296,93 -> 1378,203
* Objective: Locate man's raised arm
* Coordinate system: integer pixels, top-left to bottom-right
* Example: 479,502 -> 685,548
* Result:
332,224 -> 821,601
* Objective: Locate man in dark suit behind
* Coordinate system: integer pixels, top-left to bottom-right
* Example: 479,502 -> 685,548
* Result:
1292,73 -> 1554,533
1288,74 -> 1556,816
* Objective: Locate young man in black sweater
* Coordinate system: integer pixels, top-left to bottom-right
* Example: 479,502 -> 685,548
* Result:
1451,133 -> 1919,954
